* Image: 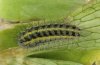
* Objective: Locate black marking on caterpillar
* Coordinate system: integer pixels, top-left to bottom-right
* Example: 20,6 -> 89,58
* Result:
21,23 -> 80,35
18,23 -> 80,48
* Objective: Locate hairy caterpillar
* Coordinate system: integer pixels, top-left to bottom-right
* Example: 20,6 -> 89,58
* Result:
18,23 -> 81,49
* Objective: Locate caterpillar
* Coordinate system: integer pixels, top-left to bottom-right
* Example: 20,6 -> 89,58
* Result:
0,0 -> 100,65
18,23 -> 81,49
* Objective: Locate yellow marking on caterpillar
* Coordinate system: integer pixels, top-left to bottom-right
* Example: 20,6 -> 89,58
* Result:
22,28 -> 80,39
24,36 -> 76,45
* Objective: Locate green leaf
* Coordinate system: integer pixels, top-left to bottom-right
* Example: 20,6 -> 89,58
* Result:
23,58 -> 83,65
0,0 -> 88,22
0,48 -> 83,65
